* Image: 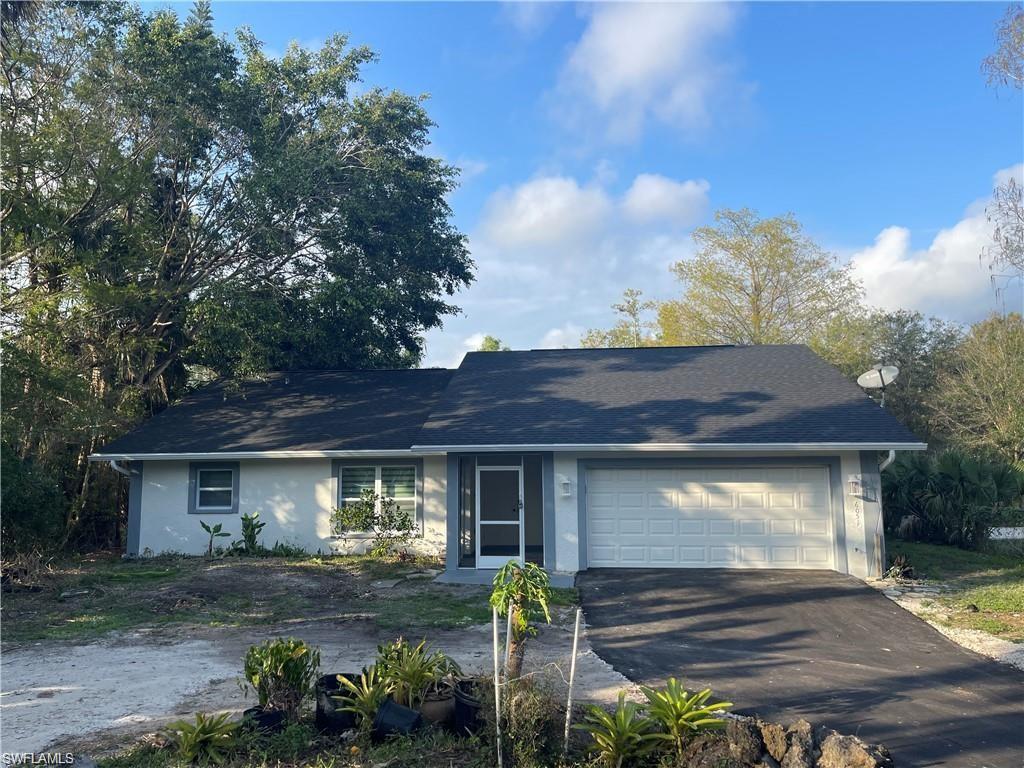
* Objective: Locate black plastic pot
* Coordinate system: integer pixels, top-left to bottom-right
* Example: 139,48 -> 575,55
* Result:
242,706 -> 287,733
315,673 -> 358,733
453,679 -> 483,735
372,698 -> 424,742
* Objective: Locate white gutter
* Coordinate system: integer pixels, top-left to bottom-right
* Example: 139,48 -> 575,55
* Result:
91,443 -> 927,461
409,442 -> 929,454
89,449 -> 419,462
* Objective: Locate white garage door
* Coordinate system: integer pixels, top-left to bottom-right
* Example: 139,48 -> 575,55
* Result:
586,466 -> 835,568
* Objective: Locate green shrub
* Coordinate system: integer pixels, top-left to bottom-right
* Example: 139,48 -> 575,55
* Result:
640,678 -> 732,762
575,692 -> 659,768
330,489 -> 415,558
489,561 -> 552,678
243,638 -> 320,721
883,450 -> 1024,549
162,712 -> 237,765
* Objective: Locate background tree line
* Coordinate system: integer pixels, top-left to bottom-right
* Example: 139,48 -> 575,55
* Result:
1,1 -> 472,552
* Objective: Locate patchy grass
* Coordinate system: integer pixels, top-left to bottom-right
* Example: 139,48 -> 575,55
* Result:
0,553 -> 469,646
373,588 -> 492,630
96,723 -> 501,768
887,539 -> 1024,642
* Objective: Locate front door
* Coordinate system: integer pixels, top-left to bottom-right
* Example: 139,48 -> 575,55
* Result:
476,465 -> 524,568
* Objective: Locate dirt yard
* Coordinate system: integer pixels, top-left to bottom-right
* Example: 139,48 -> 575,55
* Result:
0,555 -> 632,756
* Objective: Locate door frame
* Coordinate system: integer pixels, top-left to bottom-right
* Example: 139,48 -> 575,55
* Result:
475,464 -> 524,568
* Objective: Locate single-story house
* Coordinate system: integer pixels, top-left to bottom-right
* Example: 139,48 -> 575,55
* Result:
91,345 -> 925,584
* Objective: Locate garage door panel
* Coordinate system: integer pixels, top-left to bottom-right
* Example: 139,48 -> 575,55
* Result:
586,466 -> 834,569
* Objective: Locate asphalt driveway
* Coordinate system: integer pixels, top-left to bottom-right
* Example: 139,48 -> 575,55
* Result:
578,569 -> 1024,768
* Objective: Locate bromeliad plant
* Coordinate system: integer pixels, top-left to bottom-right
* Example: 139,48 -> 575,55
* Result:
640,678 -> 732,761
490,560 -> 552,678
574,692 -> 660,768
375,637 -> 462,709
163,712 -> 238,765
335,665 -> 389,730
243,638 -> 320,722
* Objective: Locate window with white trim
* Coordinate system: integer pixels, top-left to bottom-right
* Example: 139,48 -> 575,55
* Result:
196,468 -> 235,511
338,465 -> 417,530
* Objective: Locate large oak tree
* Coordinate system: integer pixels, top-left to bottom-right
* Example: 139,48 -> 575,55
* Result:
1,2 -> 472,549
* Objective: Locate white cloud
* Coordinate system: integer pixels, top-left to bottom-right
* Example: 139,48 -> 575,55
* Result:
850,164 -> 1024,321
500,1 -> 557,35
421,171 -> 710,367
537,323 -> 584,349
622,174 -> 710,226
558,3 -> 744,142
481,176 -> 613,248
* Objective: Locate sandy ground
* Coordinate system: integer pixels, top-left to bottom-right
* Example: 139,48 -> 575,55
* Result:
0,608 -> 634,756
867,578 -> 1024,671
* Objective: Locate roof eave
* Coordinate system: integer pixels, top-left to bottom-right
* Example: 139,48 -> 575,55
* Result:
408,441 -> 929,454
89,449 -> 420,461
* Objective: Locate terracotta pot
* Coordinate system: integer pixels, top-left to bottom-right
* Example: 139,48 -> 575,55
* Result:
419,688 -> 456,727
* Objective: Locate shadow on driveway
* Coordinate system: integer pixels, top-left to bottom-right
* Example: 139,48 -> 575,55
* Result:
578,569 -> 1024,768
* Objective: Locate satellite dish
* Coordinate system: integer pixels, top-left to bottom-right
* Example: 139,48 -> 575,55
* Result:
857,364 -> 899,407
856,365 -> 899,389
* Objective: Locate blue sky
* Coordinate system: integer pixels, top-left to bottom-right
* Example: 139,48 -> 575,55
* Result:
192,1 -> 1022,367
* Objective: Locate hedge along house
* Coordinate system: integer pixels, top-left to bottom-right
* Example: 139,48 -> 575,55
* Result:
91,345 -> 925,585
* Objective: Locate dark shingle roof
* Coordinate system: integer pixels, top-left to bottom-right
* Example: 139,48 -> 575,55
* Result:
95,369 -> 453,456
414,345 -> 922,447
95,345 -> 923,456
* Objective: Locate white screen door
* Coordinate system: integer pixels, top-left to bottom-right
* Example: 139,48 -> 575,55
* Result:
476,465 -> 524,569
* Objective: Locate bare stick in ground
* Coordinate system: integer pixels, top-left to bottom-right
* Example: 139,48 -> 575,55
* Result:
563,607 -> 582,756
492,606 -> 504,768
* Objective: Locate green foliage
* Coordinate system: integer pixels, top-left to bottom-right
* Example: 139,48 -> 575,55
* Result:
200,521 -> 231,557
810,309 -> 963,445
657,208 -> 861,346
243,638 -> 320,720
1,0 -> 471,555
331,489 -> 416,559
581,289 -> 658,349
575,692 -> 660,768
477,335 -> 510,352
489,561 -> 552,637
0,446 -> 66,552
232,513 -> 266,556
932,314 -> 1024,464
335,666 -> 389,729
374,637 -> 461,708
639,678 -> 732,761
163,712 -> 238,765
490,560 -> 552,678
883,449 -> 1024,548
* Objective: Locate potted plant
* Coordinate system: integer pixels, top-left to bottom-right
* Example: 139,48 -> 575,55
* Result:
453,677 -> 485,735
418,653 -> 462,727
242,638 -> 320,732
372,637 -> 461,736
315,672 -> 360,733
334,666 -> 389,733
